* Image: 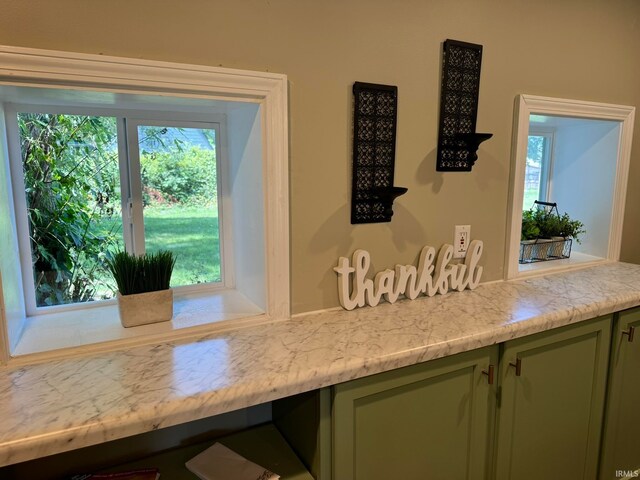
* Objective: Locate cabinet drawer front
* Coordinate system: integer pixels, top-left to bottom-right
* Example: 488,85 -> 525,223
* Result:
495,316 -> 611,480
333,346 -> 497,480
600,308 -> 640,479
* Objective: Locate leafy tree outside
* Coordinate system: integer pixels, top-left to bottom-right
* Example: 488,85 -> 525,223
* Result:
19,113 -> 121,307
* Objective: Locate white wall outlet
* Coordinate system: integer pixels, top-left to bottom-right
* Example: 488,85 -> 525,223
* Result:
454,225 -> 471,259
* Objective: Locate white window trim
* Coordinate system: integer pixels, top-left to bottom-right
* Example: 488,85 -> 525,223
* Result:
0,45 -> 290,363
505,94 -> 635,280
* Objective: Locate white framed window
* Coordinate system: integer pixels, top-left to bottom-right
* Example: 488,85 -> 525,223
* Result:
522,128 -> 554,211
6,106 -> 234,316
125,118 -> 231,289
506,94 -> 635,279
0,46 -> 289,361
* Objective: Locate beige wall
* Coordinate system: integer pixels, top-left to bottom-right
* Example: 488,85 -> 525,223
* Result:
1,0 -> 639,314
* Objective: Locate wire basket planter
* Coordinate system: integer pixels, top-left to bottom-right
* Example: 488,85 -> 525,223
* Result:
519,200 -> 582,264
519,238 -> 572,264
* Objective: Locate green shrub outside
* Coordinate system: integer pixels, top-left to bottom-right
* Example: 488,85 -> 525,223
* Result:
141,146 -> 217,207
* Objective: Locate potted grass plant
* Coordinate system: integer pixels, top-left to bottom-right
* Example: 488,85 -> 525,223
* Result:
106,250 -> 176,328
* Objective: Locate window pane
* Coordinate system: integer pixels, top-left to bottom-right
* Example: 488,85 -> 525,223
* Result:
523,135 -> 547,210
18,113 -> 123,307
138,125 -> 221,286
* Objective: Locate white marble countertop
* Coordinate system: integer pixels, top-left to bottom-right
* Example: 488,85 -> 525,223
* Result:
1,262 -> 640,467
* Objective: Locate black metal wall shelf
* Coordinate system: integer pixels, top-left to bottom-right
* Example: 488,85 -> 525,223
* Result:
436,39 -> 492,172
351,82 -> 407,224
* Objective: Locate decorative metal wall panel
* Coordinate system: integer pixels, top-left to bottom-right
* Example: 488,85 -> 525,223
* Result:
351,82 -> 406,224
436,39 -> 492,171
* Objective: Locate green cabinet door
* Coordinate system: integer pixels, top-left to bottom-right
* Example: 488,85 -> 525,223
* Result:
600,308 -> 640,479
494,316 -> 611,480
332,346 -> 498,480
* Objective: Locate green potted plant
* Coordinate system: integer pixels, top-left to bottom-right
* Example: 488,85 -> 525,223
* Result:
106,250 -> 176,328
556,213 -> 586,243
534,209 -> 563,259
549,213 -> 585,257
521,209 -> 541,242
531,208 -> 585,242
520,209 -> 541,261
520,207 -> 586,263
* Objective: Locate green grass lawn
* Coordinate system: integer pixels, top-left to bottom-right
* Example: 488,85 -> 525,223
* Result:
94,205 -> 220,291
144,205 -> 221,286
523,188 -> 540,211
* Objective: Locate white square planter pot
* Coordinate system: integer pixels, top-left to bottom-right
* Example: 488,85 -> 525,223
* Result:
117,289 -> 173,328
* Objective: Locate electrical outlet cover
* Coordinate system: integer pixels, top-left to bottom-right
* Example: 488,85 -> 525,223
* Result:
454,225 -> 471,259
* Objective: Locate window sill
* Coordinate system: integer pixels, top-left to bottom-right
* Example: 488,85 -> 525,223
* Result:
11,289 -> 266,361
517,251 -> 608,277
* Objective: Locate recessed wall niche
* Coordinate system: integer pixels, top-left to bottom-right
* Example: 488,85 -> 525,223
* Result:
506,95 -> 635,279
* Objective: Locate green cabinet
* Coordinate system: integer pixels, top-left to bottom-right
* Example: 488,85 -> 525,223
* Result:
332,346 -> 498,480
493,316 -> 611,480
600,308 -> 640,479
276,314 -> 623,480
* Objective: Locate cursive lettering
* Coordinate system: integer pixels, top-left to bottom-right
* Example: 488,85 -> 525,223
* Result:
333,241 -> 484,310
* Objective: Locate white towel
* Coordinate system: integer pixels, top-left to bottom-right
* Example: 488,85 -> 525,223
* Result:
186,442 -> 279,480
